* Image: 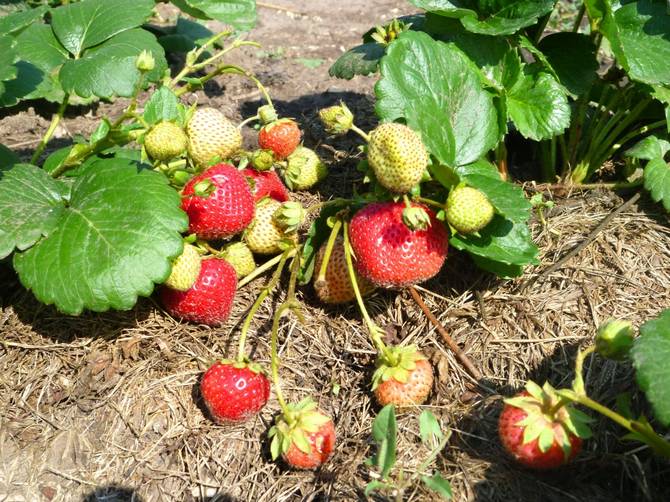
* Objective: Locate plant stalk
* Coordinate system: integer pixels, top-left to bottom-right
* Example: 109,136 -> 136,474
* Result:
36,94 -> 70,167
315,218 -> 342,284
236,249 -> 290,362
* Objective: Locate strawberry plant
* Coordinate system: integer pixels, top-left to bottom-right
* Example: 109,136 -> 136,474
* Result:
331,0 -> 670,211
501,311 -> 670,467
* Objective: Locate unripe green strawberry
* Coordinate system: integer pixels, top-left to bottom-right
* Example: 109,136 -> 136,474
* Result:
282,146 -> 328,190
220,242 -> 256,277
367,123 -> 428,193
319,102 -> 353,135
446,186 -> 495,234
187,107 -> 242,168
244,198 -> 298,255
144,121 -> 188,161
164,243 -> 202,291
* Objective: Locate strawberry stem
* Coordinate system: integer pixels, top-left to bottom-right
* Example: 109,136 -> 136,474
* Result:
413,196 -> 444,210
572,345 -> 596,395
342,221 -> 387,354
238,114 -> 260,129
238,249 -> 297,289
315,218 -> 342,285
350,123 -> 370,142
35,94 -> 70,168
270,251 -> 303,415
236,249 -> 291,363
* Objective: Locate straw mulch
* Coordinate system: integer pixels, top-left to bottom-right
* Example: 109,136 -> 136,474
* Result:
1,189 -> 669,502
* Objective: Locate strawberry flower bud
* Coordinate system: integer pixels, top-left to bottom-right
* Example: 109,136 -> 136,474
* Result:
251,149 -> 275,171
596,319 -> 634,360
136,50 -> 155,72
258,104 -> 279,125
318,102 -> 354,135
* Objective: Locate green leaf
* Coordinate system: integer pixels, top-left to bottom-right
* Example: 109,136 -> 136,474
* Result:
625,135 -> 670,161
51,0 -> 154,57
60,29 -> 167,99
419,410 -> 443,445
0,144 -> 20,168
0,35 -> 18,83
15,24 -> 69,73
598,0 -> 670,85
12,158 -> 188,315
171,0 -> 256,31
376,31 -> 499,167
329,43 -> 386,80
631,309 -> 670,426
421,473 -> 452,499
0,61 -> 45,107
454,159 -> 531,223
371,404 -> 397,480
450,215 -> 540,267
364,480 -> 394,496
506,66 -> 571,141
643,158 -> 670,212
157,17 -> 214,53
470,254 -> 524,278
411,0 -> 555,36
143,87 -> 180,125
0,6 -> 48,36
0,164 -> 69,259
538,32 -> 599,97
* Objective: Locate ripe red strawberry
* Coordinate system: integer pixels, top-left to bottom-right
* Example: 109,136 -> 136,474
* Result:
348,201 -> 448,288
160,257 -> 237,326
372,345 -> 433,406
200,360 -> 270,423
499,382 -> 592,470
268,398 -> 335,469
241,168 -> 290,202
258,119 -> 301,160
182,164 -> 255,240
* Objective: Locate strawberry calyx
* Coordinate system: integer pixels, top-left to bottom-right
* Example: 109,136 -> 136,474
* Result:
273,201 -> 305,234
261,117 -> 297,132
216,357 -> 265,375
371,344 -> 425,390
318,101 -> 354,135
505,381 -> 593,460
268,398 -> 332,458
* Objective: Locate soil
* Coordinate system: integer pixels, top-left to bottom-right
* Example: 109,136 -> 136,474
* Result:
2,2 -> 670,502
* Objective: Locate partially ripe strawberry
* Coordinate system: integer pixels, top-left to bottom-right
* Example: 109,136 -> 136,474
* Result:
348,201 -> 448,288
164,243 -> 202,291
367,123 -> 428,193
182,164 -> 255,240
268,398 -> 335,469
160,257 -> 237,326
187,107 -> 242,168
372,345 -> 433,407
282,146 -> 328,191
446,186 -> 495,234
220,241 -> 256,277
241,168 -> 290,202
499,382 -> 592,470
258,119 -> 301,160
200,360 -> 270,423
313,237 -> 374,304
144,121 -> 188,161
244,198 -> 298,255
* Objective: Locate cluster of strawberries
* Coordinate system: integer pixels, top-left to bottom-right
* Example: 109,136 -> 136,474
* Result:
141,101 -> 585,472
